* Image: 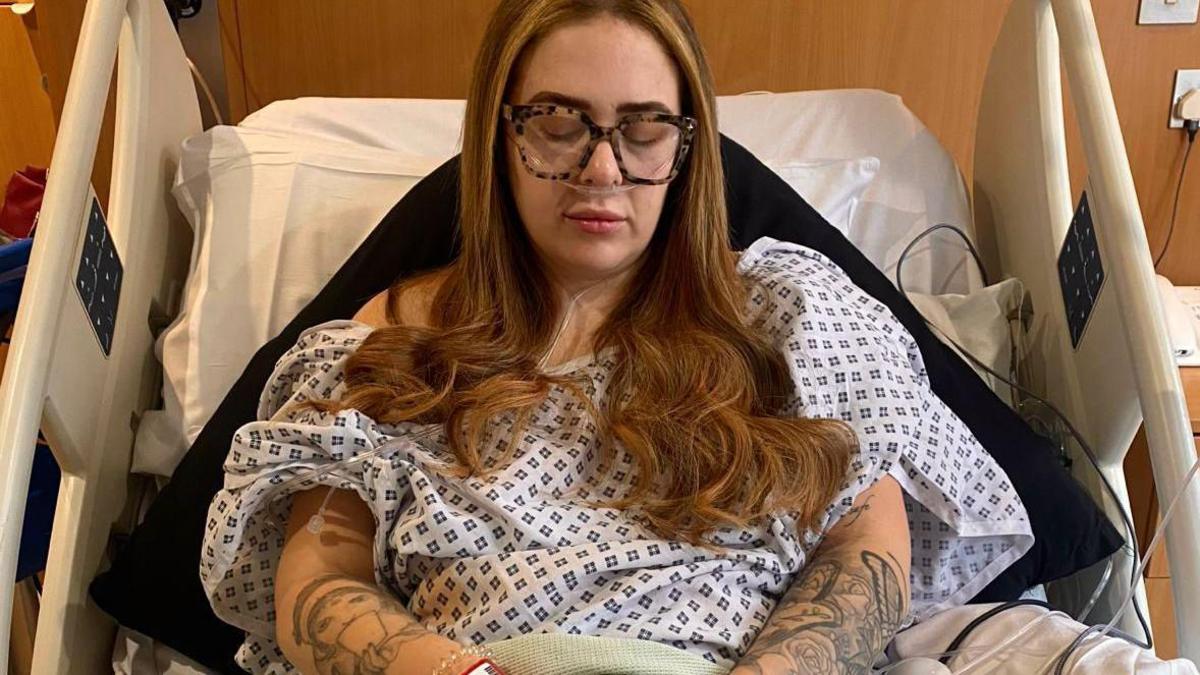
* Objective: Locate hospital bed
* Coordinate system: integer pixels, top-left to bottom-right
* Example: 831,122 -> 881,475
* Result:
0,0 -> 1197,672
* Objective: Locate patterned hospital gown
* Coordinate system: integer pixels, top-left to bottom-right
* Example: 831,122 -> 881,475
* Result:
201,237 -> 1033,673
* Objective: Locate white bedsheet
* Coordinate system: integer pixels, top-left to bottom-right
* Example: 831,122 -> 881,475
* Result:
887,603 -> 1197,674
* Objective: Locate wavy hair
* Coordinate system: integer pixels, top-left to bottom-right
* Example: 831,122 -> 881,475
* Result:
320,0 -> 854,542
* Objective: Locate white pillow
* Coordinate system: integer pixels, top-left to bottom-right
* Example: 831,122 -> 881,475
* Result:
247,93 -> 976,294
766,157 -> 880,235
907,277 -> 1026,407
132,127 -> 443,475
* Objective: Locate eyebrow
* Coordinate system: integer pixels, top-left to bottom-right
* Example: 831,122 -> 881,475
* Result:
526,90 -> 675,115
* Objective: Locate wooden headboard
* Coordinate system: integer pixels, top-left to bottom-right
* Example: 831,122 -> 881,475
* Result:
216,0 -> 1199,283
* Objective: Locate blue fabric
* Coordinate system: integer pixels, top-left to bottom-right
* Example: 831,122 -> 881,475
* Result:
0,238 -> 32,316
17,443 -> 59,581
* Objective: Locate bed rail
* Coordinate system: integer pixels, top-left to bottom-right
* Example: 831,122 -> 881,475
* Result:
1055,0 -> 1200,660
0,0 -> 199,671
974,0 -> 1200,659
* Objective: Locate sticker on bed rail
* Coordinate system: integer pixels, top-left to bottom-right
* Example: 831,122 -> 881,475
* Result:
1058,191 -> 1105,349
74,195 -> 122,357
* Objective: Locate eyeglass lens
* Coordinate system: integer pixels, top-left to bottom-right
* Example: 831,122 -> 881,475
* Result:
520,115 -> 682,181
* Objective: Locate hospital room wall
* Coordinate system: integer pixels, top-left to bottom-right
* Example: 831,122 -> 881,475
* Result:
12,1 -> 116,209
0,13 -> 55,192
12,0 -> 1198,280
1058,1 -> 1200,285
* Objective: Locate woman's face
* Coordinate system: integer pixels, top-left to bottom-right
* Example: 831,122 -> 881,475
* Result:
504,16 -> 683,290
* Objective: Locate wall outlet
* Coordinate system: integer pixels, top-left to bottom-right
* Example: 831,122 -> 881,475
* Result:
1170,69 -> 1200,128
1139,0 -> 1199,24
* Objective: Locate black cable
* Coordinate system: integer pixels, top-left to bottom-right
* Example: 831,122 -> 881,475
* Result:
894,223 -> 991,297
938,599 -> 1055,665
948,334 -> 1153,648
1153,120 -> 1197,269
897,223 -> 1153,648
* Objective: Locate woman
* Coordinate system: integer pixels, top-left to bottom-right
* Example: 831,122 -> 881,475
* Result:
201,1 -> 1032,673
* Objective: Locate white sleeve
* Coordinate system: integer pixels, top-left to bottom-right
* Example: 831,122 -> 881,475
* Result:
200,320 -> 398,640
739,237 -> 1034,618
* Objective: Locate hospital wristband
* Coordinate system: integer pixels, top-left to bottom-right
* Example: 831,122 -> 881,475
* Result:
430,645 -> 505,675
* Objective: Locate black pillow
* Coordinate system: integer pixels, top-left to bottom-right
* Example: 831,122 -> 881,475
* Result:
90,136 -> 1121,672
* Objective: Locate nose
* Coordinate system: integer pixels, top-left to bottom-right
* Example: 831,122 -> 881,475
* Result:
578,139 -> 622,186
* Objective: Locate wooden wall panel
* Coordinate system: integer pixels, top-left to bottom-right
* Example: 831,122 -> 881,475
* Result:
685,1 -> 1012,193
217,0 -> 1199,286
218,0 -> 499,120
216,1 -> 1199,285
20,1 -> 116,209
1062,1 -> 1200,285
0,12 -> 55,184
218,0 -> 1011,179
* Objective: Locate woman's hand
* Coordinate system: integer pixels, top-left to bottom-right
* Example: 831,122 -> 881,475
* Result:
275,488 -> 470,675
731,476 -> 911,675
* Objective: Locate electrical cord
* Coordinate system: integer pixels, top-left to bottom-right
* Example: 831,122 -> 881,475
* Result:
937,599 -> 1055,665
1077,556 -> 1114,623
938,321 -> 1152,647
1152,119 -> 1197,269
186,57 -> 224,127
896,223 -> 1152,648
895,223 -> 991,297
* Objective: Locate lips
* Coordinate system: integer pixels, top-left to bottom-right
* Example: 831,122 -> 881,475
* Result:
564,208 -> 625,235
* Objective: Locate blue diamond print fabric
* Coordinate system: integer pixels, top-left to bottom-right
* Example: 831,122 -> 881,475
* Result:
200,237 -> 1032,674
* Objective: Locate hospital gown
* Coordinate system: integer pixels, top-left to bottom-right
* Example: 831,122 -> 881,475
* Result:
200,236 -> 1033,673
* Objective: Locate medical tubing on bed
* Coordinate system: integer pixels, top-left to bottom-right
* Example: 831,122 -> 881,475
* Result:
1053,625 -> 1104,675
914,313 -> 1200,669
1099,453 -> 1200,642
1076,555 -> 1114,622
888,606 -> 1146,674
924,317 -> 1151,646
895,223 -> 1153,646
948,609 -> 1071,674
938,599 -> 1055,665
894,223 -> 991,297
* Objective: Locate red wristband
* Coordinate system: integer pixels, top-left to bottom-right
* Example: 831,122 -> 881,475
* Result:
459,657 -> 505,675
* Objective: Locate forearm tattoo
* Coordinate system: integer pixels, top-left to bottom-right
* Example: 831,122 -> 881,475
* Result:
736,549 -> 908,675
291,574 -> 429,675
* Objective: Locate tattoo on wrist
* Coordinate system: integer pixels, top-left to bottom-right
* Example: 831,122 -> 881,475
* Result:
291,574 -> 428,675
737,549 -> 907,675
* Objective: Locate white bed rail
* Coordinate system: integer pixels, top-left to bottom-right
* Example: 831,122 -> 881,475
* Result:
1054,0 -> 1200,661
974,0 -> 1199,660
0,0 -> 199,671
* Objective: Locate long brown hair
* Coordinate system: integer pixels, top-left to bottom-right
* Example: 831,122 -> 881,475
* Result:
323,0 -> 854,542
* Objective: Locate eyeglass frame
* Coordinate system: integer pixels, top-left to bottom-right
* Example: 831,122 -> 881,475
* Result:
500,103 -> 698,186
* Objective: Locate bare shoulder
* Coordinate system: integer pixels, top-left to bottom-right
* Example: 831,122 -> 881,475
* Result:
352,268 -> 450,329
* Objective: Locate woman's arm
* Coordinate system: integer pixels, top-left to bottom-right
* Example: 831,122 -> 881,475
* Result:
732,476 -> 912,675
275,488 -> 477,675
